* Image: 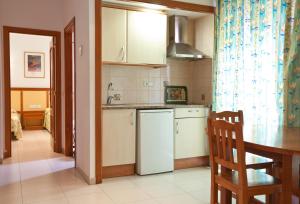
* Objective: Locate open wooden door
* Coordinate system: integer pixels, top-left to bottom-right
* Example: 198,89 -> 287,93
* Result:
50,43 -> 56,150
3,27 -> 62,159
64,18 -> 76,157
50,37 -> 62,153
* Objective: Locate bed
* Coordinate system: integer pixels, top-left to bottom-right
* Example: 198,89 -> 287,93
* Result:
44,108 -> 51,132
11,109 -> 22,139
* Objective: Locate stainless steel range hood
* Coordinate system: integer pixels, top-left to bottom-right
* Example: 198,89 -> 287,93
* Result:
167,15 -> 205,60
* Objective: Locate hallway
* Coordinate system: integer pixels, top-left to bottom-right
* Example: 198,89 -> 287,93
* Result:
0,130 -> 78,204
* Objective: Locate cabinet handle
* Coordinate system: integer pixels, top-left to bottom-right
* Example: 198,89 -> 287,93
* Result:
176,121 -> 179,134
130,112 -> 134,126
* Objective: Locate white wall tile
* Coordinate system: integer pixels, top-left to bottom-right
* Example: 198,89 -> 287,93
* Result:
136,90 -> 149,103
102,58 -> 213,105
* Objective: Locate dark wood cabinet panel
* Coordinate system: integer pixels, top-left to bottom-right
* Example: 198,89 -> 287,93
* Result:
22,111 -> 45,130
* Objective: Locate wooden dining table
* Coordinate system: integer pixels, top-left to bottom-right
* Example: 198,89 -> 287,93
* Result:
220,125 -> 300,204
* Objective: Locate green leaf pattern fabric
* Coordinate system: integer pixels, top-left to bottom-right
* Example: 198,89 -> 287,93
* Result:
213,0 -> 286,126
284,0 -> 300,127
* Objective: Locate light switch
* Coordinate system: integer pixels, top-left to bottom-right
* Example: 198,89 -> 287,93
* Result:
78,45 -> 83,56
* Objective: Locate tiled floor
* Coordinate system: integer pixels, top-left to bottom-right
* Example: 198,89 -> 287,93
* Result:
1,130 -> 239,204
0,130 -> 214,204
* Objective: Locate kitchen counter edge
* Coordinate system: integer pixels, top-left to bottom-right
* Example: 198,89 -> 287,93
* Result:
102,104 -> 209,110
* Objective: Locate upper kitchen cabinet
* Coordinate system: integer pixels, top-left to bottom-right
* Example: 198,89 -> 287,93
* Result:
195,14 -> 214,58
127,11 -> 167,65
102,7 -> 127,62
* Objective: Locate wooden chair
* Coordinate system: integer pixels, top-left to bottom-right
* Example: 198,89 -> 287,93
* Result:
207,119 -> 282,203
209,110 -> 274,171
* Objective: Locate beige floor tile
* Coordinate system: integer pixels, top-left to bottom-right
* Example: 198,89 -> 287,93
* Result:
1,130 -> 215,204
21,177 -> 60,194
155,194 -> 199,204
127,200 -> 160,204
177,179 -> 210,193
63,184 -> 103,197
188,190 -> 210,203
139,182 -> 185,198
1,194 -> 23,204
22,187 -> 65,204
0,183 -> 22,196
20,161 -> 54,181
0,164 -> 21,186
130,175 -> 169,187
67,192 -> 115,204
23,197 -> 69,204
104,187 -> 151,204
99,178 -> 137,192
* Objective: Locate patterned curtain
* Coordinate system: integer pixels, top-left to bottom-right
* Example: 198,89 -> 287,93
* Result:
213,0 -> 286,126
284,0 -> 300,127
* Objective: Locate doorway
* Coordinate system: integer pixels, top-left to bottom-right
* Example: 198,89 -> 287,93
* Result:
64,18 -> 76,158
3,27 -> 62,158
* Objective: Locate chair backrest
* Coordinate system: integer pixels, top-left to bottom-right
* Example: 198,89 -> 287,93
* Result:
207,118 -> 247,186
210,110 -> 244,125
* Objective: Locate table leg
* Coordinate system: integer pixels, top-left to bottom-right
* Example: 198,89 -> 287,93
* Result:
281,154 -> 293,204
221,166 -> 232,204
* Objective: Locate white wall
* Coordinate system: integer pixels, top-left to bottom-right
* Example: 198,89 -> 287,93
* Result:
10,33 -> 52,88
62,0 -> 96,184
0,0 -> 95,184
0,0 -> 64,163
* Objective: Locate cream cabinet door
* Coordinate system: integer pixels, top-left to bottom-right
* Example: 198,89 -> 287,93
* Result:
103,109 -> 136,166
102,7 -> 127,62
127,11 -> 167,64
175,118 -> 208,159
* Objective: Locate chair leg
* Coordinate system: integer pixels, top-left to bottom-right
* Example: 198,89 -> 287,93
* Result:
211,183 -> 218,204
238,192 -> 249,204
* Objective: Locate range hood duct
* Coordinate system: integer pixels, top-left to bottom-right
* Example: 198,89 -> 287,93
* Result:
167,15 -> 205,60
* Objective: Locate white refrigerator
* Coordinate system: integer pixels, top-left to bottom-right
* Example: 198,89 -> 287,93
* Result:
137,109 -> 174,175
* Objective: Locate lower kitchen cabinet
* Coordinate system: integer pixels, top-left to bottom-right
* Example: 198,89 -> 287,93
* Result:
103,109 -> 136,167
174,109 -> 208,159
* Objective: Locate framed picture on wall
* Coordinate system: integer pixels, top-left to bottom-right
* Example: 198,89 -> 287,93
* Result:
24,52 -> 45,78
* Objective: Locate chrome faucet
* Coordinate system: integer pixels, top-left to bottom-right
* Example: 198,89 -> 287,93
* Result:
107,96 -> 114,104
107,82 -> 113,104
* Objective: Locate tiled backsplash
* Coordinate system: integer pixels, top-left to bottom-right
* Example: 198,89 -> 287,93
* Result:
102,59 -> 212,105
102,66 -> 167,104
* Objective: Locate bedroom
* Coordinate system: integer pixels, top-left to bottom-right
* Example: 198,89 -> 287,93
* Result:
8,33 -> 68,162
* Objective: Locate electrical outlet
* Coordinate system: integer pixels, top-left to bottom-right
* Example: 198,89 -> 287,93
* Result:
143,80 -> 148,87
148,81 -> 153,87
163,81 -> 169,87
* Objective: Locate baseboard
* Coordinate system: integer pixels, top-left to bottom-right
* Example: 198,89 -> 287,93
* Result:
76,167 -> 96,185
174,156 -> 209,170
103,164 -> 135,179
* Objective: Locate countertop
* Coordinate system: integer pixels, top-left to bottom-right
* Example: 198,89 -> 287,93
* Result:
102,103 -> 209,110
